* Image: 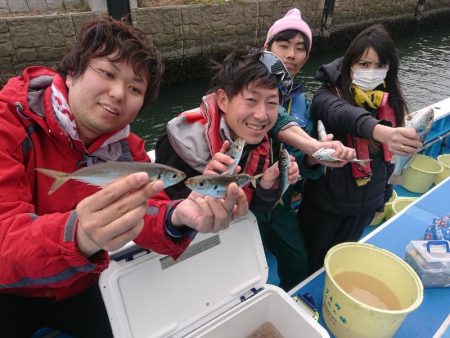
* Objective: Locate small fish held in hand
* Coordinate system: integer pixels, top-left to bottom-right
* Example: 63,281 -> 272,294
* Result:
388,106 -> 434,185
36,161 -> 186,194
317,120 -> 328,142
312,148 -> 371,164
185,173 -> 262,198
275,144 -> 292,207
224,138 -> 245,174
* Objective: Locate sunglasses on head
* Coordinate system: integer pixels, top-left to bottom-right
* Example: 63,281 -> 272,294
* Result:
259,51 -> 293,97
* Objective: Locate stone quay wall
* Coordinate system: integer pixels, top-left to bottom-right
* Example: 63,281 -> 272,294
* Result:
0,0 -> 449,84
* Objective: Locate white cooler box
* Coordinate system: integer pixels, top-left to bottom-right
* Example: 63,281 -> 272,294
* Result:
100,212 -> 329,338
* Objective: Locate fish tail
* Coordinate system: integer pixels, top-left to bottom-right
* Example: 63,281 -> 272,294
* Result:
273,197 -> 284,209
35,168 -> 70,194
252,173 -> 264,188
358,159 -> 372,165
387,173 -> 405,186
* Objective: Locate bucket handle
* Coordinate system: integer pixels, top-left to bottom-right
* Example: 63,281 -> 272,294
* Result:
426,240 -> 450,253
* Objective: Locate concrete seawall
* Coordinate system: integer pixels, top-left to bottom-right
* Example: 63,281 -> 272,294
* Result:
0,0 -> 449,85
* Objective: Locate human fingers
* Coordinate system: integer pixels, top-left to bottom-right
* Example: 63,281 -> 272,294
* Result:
344,146 -> 357,160
318,160 -> 346,168
78,199 -> 148,244
232,187 -> 248,219
324,133 -> 334,142
81,179 -> 163,227
204,153 -> 234,174
288,161 -> 300,184
98,219 -> 145,252
391,128 -> 422,154
206,197 -> 232,232
223,182 -> 239,212
259,163 -> 279,189
80,172 -> 158,212
190,196 -> 214,233
220,140 -> 231,153
394,143 -> 420,155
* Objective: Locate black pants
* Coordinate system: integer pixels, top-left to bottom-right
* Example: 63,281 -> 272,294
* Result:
298,199 -> 376,274
0,284 -> 113,338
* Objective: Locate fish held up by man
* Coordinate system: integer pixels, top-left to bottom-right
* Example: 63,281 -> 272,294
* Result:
36,162 -> 186,194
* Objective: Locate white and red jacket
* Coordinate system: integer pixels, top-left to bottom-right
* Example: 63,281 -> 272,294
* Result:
0,67 -> 190,300
156,93 -> 272,205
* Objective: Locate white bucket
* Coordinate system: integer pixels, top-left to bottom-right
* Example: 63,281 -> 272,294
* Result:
323,242 -> 423,338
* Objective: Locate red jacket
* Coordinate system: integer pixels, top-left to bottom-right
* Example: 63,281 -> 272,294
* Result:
0,67 -> 190,300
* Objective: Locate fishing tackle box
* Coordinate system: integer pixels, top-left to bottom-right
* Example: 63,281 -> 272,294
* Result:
100,212 -> 329,337
404,240 -> 450,288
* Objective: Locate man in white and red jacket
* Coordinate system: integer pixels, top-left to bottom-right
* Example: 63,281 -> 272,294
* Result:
0,17 -> 247,337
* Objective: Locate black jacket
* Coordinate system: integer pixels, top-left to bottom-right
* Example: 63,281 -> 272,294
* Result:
302,58 -> 394,216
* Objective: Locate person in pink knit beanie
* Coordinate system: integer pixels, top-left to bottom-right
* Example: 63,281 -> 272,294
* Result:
264,8 -> 312,78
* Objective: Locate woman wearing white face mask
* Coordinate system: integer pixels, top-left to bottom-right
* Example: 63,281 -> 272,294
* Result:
297,24 -> 422,274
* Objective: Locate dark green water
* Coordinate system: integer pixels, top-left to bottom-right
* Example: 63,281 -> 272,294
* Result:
133,28 -> 450,149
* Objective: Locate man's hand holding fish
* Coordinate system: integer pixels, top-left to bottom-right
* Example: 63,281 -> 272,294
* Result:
171,183 -> 248,234
203,139 -> 300,193
258,159 -> 300,191
204,140 -> 243,175
76,172 -> 164,257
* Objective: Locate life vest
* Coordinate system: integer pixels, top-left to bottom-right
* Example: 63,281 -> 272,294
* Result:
346,91 -> 397,186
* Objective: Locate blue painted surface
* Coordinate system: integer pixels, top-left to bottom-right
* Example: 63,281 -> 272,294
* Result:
292,177 -> 450,338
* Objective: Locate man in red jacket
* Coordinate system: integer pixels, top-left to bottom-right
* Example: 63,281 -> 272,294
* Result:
0,17 -> 247,337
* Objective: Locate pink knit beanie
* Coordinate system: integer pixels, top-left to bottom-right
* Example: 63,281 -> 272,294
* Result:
265,8 -> 312,52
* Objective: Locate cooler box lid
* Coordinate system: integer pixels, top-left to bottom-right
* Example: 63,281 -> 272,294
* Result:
99,212 -> 268,338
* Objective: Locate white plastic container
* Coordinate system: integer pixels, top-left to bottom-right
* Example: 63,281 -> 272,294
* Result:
100,212 -> 329,338
405,240 -> 450,288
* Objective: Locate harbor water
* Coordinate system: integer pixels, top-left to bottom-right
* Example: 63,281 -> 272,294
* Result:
134,27 -> 450,149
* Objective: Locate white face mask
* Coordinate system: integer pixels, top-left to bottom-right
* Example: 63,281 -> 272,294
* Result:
351,68 -> 388,91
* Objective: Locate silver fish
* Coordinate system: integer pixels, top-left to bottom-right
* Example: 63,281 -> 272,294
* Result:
317,120 -> 328,142
388,106 -> 434,185
36,161 -> 186,195
275,144 -> 291,207
312,147 -> 371,164
185,173 -> 262,198
224,138 -> 245,174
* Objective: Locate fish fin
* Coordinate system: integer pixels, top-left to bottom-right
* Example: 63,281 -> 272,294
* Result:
35,168 -> 70,194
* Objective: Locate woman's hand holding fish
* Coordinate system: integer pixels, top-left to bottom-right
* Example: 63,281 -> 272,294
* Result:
373,125 -> 422,156
75,172 -> 163,257
171,183 -> 248,233
204,141 -> 241,175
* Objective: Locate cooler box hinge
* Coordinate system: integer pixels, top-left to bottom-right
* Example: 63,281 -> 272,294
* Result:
240,287 -> 263,302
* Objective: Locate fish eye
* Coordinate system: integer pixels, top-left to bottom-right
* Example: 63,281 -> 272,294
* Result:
172,173 -> 177,179
199,182 -> 205,187
157,173 -> 161,179
214,184 -> 218,190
